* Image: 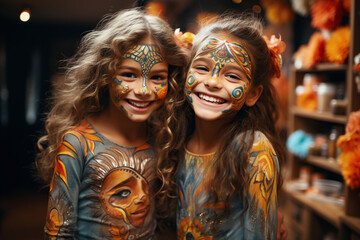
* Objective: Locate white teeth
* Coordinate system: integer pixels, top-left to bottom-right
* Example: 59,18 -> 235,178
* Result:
128,100 -> 151,108
198,93 -> 224,104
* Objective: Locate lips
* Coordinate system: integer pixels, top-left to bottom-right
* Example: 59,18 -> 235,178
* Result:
197,92 -> 226,104
131,206 -> 149,218
127,100 -> 153,108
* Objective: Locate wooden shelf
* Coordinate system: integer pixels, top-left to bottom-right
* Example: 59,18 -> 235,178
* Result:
283,184 -> 344,228
293,63 -> 347,72
341,215 -> 360,235
306,155 -> 341,174
292,107 -> 348,124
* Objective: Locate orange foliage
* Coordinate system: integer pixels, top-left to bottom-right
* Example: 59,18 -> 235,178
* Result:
337,110 -> 360,189
145,1 -> 166,19
325,26 -> 350,64
294,32 -> 325,68
311,0 -> 342,30
265,1 -> 294,25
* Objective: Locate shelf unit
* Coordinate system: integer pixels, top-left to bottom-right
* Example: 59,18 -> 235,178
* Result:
283,1 -> 360,239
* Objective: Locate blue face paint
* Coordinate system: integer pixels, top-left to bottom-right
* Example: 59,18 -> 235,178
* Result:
124,44 -> 164,94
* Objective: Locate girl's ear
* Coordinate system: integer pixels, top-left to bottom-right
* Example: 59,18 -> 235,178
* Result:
245,84 -> 263,107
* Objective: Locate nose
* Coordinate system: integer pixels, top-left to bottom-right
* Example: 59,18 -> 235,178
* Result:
134,194 -> 148,205
204,76 -> 222,89
134,77 -> 152,96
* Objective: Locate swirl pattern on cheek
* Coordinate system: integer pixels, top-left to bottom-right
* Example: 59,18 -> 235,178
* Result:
154,81 -> 168,100
184,71 -> 197,103
231,83 -> 248,110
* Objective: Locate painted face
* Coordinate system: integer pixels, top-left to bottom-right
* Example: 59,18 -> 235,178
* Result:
109,37 -> 169,122
99,167 -> 150,227
184,36 -> 252,121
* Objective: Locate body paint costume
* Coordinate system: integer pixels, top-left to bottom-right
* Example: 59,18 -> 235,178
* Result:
44,121 -> 156,239
176,131 -> 279,240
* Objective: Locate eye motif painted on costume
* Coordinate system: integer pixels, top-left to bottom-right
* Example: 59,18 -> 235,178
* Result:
154,81 -> 168,100
184,71 -> 197,103
197,38 -> 252,81
124,44 -> 165,95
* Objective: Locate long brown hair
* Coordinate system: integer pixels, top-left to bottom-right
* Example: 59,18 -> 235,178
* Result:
156,12 -> 284,223
36,8 -> 189,185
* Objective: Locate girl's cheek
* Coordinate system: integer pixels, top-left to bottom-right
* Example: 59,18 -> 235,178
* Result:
184,71 -> 198,103
154,82 -> 168,100
229,83 -> 249,111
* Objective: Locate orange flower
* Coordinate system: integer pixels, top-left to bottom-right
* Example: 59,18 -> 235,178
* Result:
263,35 -> 287,77
294,32 -> 325,68
346,110 -> 360,133
337,110 -> 360,189
265,2 -> 294,25
343,0 -> 351,13
145,1 -> 166,20
174,29 -> 195,50
263,35 -> 286,55
325,26 -> 350,64
311,0 -> 342,30
337,144 -> 360,189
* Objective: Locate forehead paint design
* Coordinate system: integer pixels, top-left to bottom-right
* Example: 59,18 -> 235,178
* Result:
154,81 -> 168,100
196,38 -> 252,81
185,38 -> 252,115
124,44 -> 164,94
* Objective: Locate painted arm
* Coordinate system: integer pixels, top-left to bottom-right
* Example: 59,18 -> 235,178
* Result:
244,133 -> 279,240
44,133 -> 84,239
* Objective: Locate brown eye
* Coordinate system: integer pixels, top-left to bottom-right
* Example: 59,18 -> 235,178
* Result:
121,72 -> 137,79
151,75 -> 166,82
195,66 -> 209,72
226,74 -> 241,80
113,189 -> 131,199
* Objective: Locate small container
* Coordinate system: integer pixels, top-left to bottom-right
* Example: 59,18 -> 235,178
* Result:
313,179 -> 342,196
317,83 -> 336,112
330,99 -> 347,115
328,128 -> 339,159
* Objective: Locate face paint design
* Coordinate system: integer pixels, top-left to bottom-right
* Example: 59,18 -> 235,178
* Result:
197,38 -> 252,81
222,83 -> 249,113
184,71 -> 197,103
185,37 -> 252,116
124,44 -> 164,95
110,40 -> 168,122
111,78 -> 130,102
154,81 -> 168,101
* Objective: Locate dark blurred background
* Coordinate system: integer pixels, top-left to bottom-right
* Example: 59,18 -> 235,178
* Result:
0,0 -> 312,238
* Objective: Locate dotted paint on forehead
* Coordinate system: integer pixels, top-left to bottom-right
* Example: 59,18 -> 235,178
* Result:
124,43 -> 165,94
196,38 -> 252,81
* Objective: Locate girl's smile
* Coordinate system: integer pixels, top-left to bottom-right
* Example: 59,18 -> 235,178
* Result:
109,36 -> 169,122
185,35 -> 253,121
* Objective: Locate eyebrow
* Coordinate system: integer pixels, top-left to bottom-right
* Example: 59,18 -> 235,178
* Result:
193,57 -> 213,63
118,66 -> 139,72
110,176 -> 136,192
150,69 -> 168,74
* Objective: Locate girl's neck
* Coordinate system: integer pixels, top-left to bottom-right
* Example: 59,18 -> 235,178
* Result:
89,105 -> 148,147
187,116 -> 231,154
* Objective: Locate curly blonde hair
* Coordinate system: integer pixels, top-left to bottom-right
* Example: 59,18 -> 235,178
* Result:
156,12 -> 284,224
36,8 -> 189,185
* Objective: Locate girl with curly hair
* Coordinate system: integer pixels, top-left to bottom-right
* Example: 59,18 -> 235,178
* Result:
36,8 -> 188,239
156,13 -> 285,239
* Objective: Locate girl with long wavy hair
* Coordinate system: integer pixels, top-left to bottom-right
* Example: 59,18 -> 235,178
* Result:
36,8 -> 188,239
156,13 -> 286,239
